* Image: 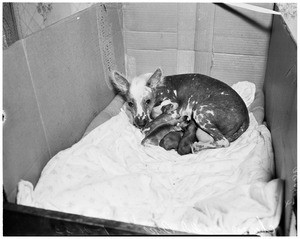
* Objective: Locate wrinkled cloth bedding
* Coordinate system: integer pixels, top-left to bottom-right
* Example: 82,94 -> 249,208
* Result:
17,81 -> 283,235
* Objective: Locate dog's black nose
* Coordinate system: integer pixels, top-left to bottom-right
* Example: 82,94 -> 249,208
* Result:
134,117 -> 147,128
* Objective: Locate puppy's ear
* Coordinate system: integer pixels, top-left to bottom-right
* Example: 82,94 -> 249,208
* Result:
147,68 -> 163,89
110,71 -> 130,95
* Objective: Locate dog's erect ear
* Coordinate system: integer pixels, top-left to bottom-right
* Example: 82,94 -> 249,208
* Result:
146,68 -> 163,89
110,71 -> 130,95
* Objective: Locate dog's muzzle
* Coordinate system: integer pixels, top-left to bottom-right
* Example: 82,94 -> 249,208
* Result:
134,116 -> 149,128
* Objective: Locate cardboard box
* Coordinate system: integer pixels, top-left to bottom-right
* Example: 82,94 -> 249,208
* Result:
3,3 -> 297,236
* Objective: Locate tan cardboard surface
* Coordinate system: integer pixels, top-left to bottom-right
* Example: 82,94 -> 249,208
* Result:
213,3 -> 273,56
177,3 -> 197,50
213,36 -> 270,56
210,53 -> 268,89
3,41 -> 51,202
24,6 -> 115,157
3,4 -> 124,202
194,51 -> 213,76
123,3 -> 273,90
97,3 -> 125,89
125,31 -> 177,50
107,4 -> 125,74
194,3 -> 215,52
126,49 -> 177,77
177,50 -> 195,74
265,12 -> 297,235
123,3 -> 178,32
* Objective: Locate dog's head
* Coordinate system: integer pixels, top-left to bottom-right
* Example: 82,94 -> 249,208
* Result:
110,68 -> 163,128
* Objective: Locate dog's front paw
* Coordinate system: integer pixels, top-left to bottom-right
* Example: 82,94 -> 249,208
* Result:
161,104 -> 174,113
191,140 -> 222,152
141,135 -> 159,146
141,126 -> 151,135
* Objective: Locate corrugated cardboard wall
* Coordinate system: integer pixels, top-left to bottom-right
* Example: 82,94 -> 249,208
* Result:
264,9 -> 297,235
3,4 -> 124,202
123,3 -> 274,90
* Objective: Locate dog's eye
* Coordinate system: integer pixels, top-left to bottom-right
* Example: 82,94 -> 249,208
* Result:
145,99 -> 151,105
128,102 -> 134,107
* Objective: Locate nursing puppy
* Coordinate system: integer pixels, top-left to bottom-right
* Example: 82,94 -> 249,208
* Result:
141,103 -> 198,154
159,120 -> 199,155
141,103 -> 182,146
111,68 -> 249,152
159,131 -> 183,151
177,120 -> 198,155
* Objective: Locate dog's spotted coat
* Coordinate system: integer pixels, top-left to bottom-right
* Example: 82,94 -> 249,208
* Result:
111,68 -> 249,153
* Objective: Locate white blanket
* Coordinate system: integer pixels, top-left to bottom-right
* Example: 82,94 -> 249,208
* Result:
17,82 -> 283,235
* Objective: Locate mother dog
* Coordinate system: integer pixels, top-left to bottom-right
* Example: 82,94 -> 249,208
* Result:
111,68 -> 249,152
